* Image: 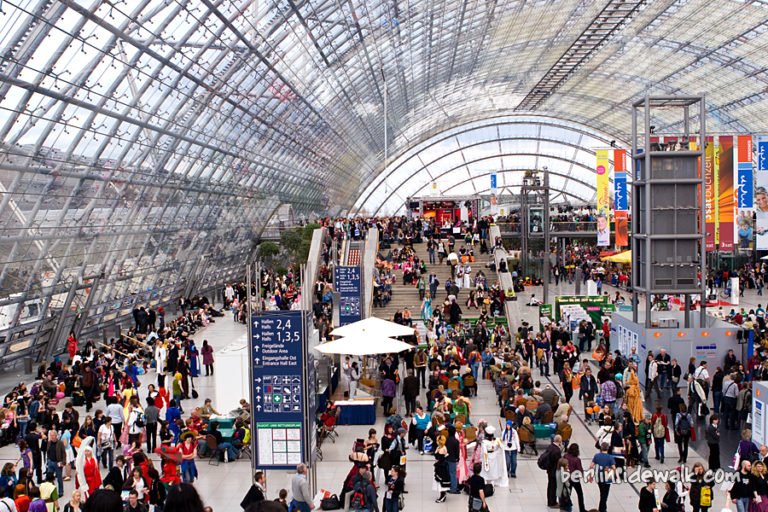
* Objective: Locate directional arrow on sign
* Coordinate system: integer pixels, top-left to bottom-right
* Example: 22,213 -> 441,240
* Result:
254,357 -> 261,364
255,377 -> 262,383
255,396 -> 262,402
255,386 -> 261,393
252,334 -> 261,340
253,320 -> 259,328
255,405 -> 262,411
253,345 -> 260,351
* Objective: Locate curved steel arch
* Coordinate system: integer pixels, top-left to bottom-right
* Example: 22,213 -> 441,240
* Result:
354,115 -> 617,214
394,170 -> 595,214
367,152 -> 604,216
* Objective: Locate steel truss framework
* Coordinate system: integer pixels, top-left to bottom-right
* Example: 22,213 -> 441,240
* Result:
0,0 -> 767,364
353,116 -> 620,215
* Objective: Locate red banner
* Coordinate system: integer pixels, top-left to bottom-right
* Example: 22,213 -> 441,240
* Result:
615,211 -> 629,247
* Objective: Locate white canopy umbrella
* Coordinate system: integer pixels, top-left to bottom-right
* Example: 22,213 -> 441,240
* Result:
330,316 -> 415,338
314,336 -> 414,356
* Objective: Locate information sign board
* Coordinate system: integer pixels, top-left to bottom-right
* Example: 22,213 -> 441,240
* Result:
334,266 -> 362,326
251,310 -> 312,469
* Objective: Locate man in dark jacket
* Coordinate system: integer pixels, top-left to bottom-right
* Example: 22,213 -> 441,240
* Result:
540,435 -> 563,508
240,471 -> 267,510
402,370 -> 419,417
445,425 -> 460,493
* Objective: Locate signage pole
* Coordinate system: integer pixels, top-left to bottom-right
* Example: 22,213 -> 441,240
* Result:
304,311 -> 317,495
246,263 -> 256,475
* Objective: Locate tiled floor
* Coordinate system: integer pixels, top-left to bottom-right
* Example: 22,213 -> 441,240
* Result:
0,279 -> 754,510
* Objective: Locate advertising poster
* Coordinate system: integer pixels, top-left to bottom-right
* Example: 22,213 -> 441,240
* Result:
757,136 -> 768,249
596,149 -> 610,247
718,136 -> 735,251
613,149 -> 628,247
705,137 -> 715,251
737,135 -> 754,250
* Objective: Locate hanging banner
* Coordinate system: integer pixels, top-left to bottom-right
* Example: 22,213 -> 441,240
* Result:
737,136 -> 754,250
757,136 -> 768,250
613,149 -> 628,248
704,137 -> 715,251
717,136 -> 735,251
596,149 -> 610,247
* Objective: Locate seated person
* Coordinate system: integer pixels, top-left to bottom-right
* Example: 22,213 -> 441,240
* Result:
208,422 -> 239,462
199,399 -> 220,422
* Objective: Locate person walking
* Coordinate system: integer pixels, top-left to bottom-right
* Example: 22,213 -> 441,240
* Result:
674,404 -> 693,464
501,420 -> 519,478
564,444 -> 586,512
589,442 -> 616,512
144,397 -> 160,455
45,430 -> 66,496
651,406 -> 669,464
201,340 -> 215,377
402,370 -> 419,417
705,414 -> 721,470
290,464 -> 315,512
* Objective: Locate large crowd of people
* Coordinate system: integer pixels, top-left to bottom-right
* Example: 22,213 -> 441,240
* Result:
7,210 -> 768,512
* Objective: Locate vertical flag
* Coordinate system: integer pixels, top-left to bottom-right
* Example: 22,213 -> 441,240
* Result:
718,136 -> 735,251
613,149 -> 628,247
596,149 -> 610,247
736,136 -> 754,250
704,137 -> 715,251
757,136 -> 768,249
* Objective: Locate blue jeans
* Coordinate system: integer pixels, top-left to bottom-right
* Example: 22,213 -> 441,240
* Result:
654,437 -> 665,460
447,460 -> 458,492
46,460 -> 63,495
219,442 -> 238,461
736,497 -> 750,512
505,450 -> 518,477
384,498 -> 398,512
659,372 -> 669,390
290,500 -> 311,512
181,460 -> 197,482
470,362 -> 480,381
713,391 -> 722,413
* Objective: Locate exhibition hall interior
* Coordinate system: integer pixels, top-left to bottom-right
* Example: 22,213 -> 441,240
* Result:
0,1 -> 768,512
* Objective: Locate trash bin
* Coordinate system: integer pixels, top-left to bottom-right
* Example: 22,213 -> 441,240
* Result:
23,356 -> 33,374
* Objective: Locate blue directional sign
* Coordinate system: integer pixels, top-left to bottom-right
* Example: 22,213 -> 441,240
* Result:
334,266 -> 362,326
490,173 -> 497,190
250,310 -> 311,469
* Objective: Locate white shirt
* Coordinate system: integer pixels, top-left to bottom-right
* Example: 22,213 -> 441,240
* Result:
98,423 -> 115,447
693,366 -> 710,381
106,403 -> 124,425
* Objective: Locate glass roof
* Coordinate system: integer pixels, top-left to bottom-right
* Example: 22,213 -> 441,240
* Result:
353,115 -> 617,215
0,0 -> 766,362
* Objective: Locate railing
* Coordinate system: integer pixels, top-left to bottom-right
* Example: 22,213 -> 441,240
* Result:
497,221 -> 598,233
489,225 -> 517,342
361,228 -> 379,320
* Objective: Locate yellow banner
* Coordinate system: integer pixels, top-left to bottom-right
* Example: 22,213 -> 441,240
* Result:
596,149 -> 610,216
596,149 -> 610,247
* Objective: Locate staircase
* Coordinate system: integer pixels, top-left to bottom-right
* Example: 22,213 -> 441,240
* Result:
372,242 -> 495,324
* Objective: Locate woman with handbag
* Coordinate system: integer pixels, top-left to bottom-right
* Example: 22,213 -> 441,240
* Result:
555,458 -> 572,512
688,463 -> 713,512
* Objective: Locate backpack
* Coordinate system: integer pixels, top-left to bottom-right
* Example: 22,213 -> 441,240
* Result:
699,486 -> 712,507
537,446 -> 556,471
614,382 -> 624,399
653,417 -> 665,439
676,414 -> 691,436
350,486 -> 367,510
